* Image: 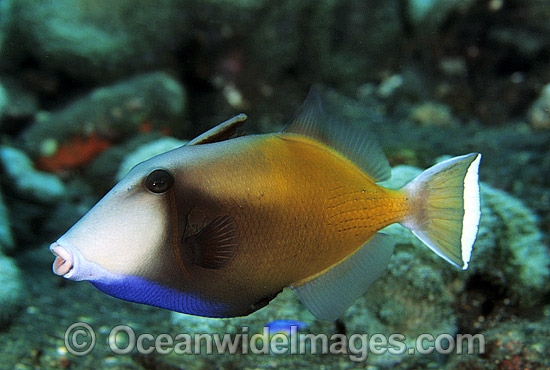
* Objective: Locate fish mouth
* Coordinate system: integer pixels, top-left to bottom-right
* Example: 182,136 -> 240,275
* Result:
50,242 -> 73,276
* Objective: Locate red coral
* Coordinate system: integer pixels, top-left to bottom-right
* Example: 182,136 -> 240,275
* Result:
139,120 -> 153,133
36,133 -> 111,173
498,355 -> 523,370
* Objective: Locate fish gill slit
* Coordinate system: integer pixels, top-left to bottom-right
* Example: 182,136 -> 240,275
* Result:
169,191 -> 191,279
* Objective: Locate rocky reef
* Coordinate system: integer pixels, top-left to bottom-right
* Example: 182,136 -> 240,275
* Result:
7,0 -> 189,81
0,252 -> 24,326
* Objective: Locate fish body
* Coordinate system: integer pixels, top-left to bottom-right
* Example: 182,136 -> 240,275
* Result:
50,89 -> 481,320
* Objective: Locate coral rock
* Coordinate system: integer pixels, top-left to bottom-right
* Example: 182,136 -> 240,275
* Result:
21,72 -> 187,160
0,146 -> 66,203
0,253 -> 24,327
528,84 -> 550,130
0,189 -> 14,254
8,0 -> 189,80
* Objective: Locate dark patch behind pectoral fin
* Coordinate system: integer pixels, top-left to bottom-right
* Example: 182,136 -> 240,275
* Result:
188,215 -> 238,269
291,233 -> 394,320
187,114 -> 247,145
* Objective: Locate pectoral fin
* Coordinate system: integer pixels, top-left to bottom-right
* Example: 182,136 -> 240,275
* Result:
185,215 -> 238,269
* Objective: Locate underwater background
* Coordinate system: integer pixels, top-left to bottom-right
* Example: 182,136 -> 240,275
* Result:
0,0 -> 549,369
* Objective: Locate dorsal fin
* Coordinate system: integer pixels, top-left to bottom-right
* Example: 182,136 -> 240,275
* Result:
187,114 -> 247,146
283,88 -> 391,182
186,215 -> 238,269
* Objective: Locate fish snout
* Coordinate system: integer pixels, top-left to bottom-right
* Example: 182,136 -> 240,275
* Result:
50,242 -> 73,276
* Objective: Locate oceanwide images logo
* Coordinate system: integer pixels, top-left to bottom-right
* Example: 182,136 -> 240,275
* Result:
64,322 -> 486,362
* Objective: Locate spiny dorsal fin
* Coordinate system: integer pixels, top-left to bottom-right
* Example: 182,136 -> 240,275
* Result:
283,88 -> 391,182
187,114 -> 247,146
187,215 -> 238,269
291,233 -> 394,320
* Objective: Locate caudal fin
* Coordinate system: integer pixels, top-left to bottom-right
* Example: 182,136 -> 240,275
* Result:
401,153 -> 481,270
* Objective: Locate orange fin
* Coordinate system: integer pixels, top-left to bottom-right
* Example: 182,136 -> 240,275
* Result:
187,215 -> 238,269
283,88 -> 391,182
187,114 -> 247,145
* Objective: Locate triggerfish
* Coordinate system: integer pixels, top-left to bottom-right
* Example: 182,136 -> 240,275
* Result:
50,89 -> 481,320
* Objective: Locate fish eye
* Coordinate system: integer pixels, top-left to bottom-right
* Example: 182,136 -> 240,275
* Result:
145,169 -> 174,194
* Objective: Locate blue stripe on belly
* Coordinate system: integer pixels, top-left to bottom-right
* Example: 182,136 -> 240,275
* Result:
90,274 -> 232,318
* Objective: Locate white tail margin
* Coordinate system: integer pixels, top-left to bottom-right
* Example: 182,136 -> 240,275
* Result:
401,153 -> 481,269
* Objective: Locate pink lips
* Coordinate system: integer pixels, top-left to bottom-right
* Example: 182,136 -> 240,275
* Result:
50,243 -> 73,276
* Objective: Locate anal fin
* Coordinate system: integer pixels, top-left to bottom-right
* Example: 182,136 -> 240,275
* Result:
291,233 -> 394,320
